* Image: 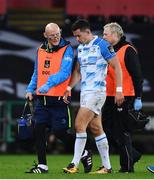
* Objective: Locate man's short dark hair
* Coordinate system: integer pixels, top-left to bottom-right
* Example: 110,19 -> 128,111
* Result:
72,19 -> 91,32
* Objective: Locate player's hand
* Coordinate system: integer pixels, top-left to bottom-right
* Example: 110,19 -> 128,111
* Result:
38,84 -> 50,94
115,92 -> 125,106
25,92 -> 33,101
63,90 -> 70,104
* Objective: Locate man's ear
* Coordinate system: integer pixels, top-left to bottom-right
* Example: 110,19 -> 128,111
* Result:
88,29 -> 91,34
44,32 -> 47,38
85,29 -> 90,34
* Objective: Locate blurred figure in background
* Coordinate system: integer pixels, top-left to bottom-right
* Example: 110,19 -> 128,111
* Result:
63,19 -> 124,174
25,22 -> 91,173
102,22 -> 143,173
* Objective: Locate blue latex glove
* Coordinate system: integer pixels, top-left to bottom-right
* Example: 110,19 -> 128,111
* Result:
134,98 -> 142,110
38,84 -> 50,94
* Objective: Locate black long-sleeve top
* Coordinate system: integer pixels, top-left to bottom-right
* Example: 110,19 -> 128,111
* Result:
113,36 -> 143,98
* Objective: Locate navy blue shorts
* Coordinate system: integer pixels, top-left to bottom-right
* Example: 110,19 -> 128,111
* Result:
33,96 -> 71,131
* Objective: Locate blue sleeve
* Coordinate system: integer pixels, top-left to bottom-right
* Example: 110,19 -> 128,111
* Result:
26,55 -> 38,93
45,45 -> 74,88
99,39 -> 116,61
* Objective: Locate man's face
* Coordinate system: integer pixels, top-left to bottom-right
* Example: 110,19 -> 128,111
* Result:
44,28 -> 61,46
73,29 -> 90,44
103,27 -> 115,45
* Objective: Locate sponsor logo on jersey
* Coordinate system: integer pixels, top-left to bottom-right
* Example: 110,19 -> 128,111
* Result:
90,47 -> 96,53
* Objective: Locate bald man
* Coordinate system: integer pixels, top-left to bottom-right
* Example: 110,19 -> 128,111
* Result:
25,23 -> 92,174
25,22 -> 75,173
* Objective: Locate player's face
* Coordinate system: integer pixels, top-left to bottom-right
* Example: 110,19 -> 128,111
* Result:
103,27 -> 115,45
73,29 -> 90,44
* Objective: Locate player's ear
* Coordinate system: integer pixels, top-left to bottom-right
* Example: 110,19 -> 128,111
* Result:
44,32 -> 47,38
86,29 -> 90,34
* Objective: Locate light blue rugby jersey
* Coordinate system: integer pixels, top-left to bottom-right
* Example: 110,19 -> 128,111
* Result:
77,36 -> 116,92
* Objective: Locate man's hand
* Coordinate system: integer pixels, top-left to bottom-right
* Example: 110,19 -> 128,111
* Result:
63,90 -> 70,104
134,98 -> 142,110
25,92 -> 33,101
38,84 -> 50,94
115,92 -> 125,106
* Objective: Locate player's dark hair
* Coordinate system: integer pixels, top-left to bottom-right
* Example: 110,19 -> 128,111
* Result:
72,19 -> 91,32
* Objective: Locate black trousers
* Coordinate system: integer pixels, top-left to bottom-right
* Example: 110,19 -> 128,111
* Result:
35,123 -> 75,165
102,96 -> 141,171
33,96 -> 74,165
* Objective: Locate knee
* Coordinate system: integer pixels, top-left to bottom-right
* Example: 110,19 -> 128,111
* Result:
75,123 -> 86,133
89,124 -> 103,137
